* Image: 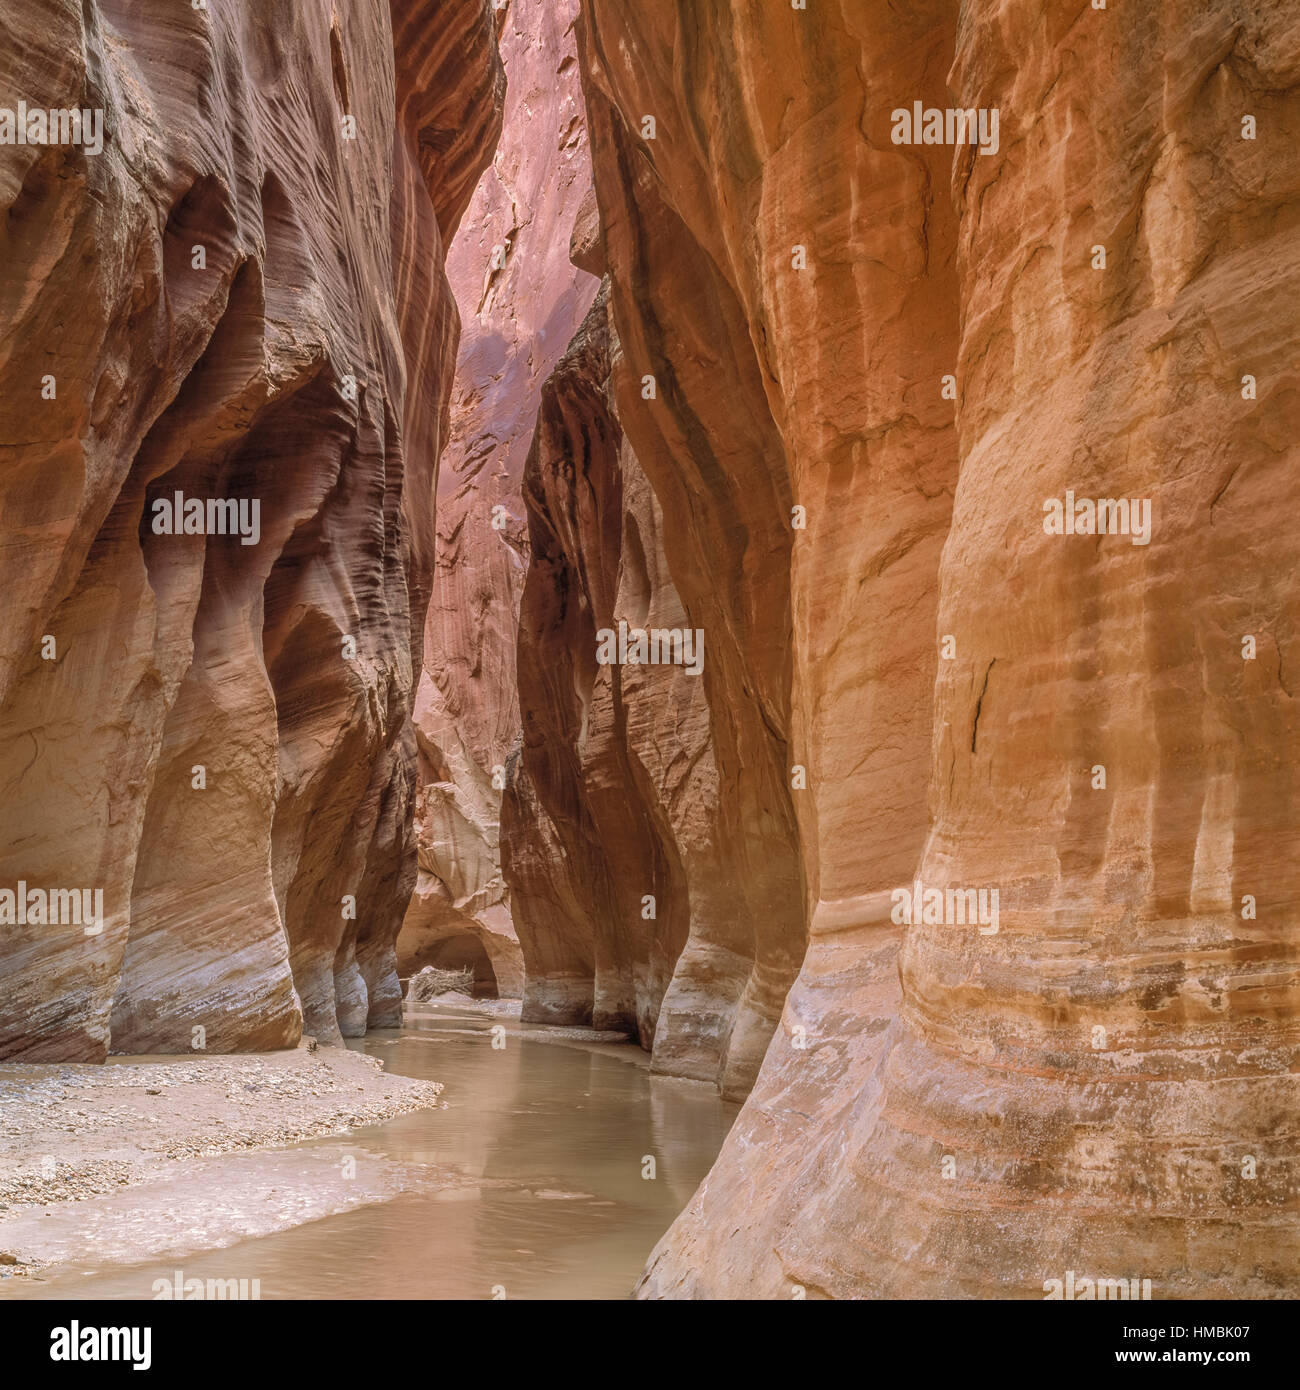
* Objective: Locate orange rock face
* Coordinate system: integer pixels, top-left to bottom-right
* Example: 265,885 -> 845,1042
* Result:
503,280 -> 702,1043
397,0 -> 595,998
0,0 -> 502,1059
503,260 -> 797,1089
4,0 -> 1295,1303
501,5 -> 810,1092
568,0 -> 1300,1298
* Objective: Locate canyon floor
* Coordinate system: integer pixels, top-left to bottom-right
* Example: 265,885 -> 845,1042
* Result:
0,1041 -> 447,1279
0,1008 -> 727,1296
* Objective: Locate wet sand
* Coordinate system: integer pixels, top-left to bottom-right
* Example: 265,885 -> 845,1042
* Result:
0,1039 -> 441,1279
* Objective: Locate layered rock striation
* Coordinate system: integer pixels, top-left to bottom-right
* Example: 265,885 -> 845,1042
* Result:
5,0 -> 1295,1302
0,0 -> 502,1059
562,0 -> 1300,1298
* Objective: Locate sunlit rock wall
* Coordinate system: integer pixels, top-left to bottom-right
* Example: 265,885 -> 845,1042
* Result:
565,0 -> 1300,1298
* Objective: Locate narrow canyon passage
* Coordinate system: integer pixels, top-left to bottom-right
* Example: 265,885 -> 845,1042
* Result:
0,0 -> 1296,1322
1,0 -> 754,1302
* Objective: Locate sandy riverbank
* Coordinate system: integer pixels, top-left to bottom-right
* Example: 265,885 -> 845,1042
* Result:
0,1039 -> 443,1279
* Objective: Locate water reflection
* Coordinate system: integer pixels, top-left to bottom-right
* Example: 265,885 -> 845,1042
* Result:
7,1008 -> 737,1300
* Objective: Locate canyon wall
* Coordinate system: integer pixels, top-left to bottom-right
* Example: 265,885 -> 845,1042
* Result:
397,0 -> 595,998
501,280 -> 692,1046
0,0 -> 502,1059
501,2 -> 810,1093
504,254 -> 796,1091
566,0 -> 1300,1297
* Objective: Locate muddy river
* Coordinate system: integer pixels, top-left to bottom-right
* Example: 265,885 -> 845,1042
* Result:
2,1007 -> 737,1300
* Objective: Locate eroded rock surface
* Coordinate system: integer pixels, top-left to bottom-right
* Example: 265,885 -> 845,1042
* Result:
397,0 -> 595,998
500,1 -> 812,1095
4,0 -> 1295,1304
566,0 -> 1300,1298
504,282 -> 671,1036
501,261 -> 787,1092
0,0 -> 502,1058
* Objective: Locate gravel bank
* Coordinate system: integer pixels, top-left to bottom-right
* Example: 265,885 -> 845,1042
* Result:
0,1041 -> 441,1220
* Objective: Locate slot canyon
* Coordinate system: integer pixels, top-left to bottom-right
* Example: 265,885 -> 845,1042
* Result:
0,0 -> 1296,1312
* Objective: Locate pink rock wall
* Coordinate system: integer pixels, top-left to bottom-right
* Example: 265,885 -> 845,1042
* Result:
398,0 -> 596,997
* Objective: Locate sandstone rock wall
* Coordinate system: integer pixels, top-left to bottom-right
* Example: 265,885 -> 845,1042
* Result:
506,3 -> 812,1094
0,0 -> 502,1059
503,280 -> 692,1043
397,0 -> 595,998
566,0 -> 1300,1298
502,244 -> 793,1091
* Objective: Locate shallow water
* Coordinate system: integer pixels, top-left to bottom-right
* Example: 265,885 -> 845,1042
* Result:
5,1007 -> 737,1300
